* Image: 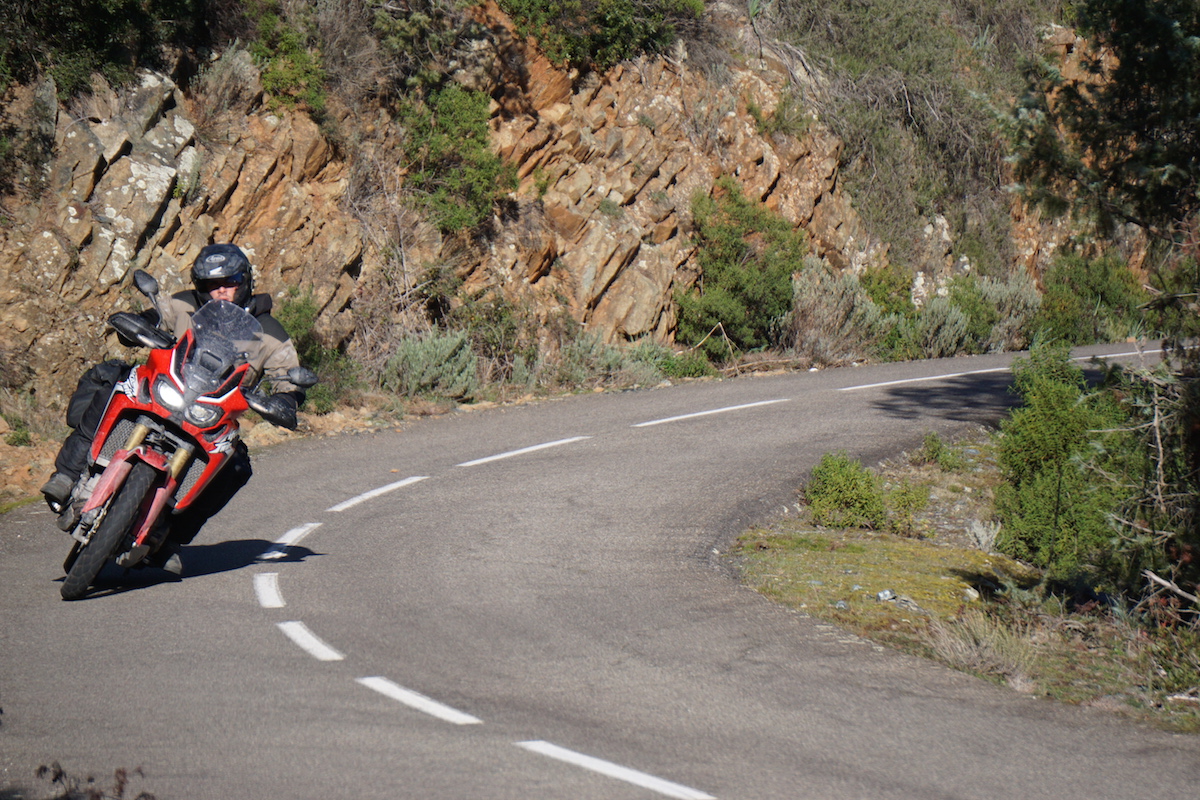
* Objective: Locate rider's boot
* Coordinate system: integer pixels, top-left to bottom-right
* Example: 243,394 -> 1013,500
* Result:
41,430 -> 92,512
146,540 -> 183,576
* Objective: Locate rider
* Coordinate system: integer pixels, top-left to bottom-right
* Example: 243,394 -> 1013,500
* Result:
40,244 -> 308,574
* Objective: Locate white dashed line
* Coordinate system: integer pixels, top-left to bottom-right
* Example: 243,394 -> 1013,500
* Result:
356,676 -> 482,725
327,476 -> 429,512
277,621 -> 344,661
254,572 -> 285,608
632,399 -> 789,428
516,741 -> 716,800
456,437 -> 592,467
839,348 -> 1164,392
259,522 -> 323,560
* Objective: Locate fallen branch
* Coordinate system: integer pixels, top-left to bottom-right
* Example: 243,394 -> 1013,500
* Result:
1143,569 -> 1200,605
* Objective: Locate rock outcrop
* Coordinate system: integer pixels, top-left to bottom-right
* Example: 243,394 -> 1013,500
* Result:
0,4 -> 882,411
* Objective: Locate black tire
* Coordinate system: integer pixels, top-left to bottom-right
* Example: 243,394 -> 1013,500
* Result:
60,461 -> 158,601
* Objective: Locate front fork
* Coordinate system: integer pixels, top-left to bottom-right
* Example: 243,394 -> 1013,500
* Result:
67,421 -> 195,560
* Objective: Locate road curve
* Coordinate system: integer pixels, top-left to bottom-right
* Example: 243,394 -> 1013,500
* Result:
3,344 -> 1196,799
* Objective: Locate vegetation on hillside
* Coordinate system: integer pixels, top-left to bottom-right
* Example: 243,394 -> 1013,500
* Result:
764,0 -> 1059,277
743,0 -> 1200,724
737,432 -> 1200,731
0,1 -> 1163,435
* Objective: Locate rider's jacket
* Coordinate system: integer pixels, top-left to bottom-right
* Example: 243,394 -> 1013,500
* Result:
158,290 -> 306,397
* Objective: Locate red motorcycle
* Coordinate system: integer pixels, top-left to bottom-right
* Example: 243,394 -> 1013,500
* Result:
57,270 -> 315,600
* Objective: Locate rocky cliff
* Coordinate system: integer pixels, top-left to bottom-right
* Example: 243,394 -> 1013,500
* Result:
0,4 -> 892,414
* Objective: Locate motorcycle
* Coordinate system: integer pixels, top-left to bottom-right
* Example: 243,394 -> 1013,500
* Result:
56,269 -> 316,601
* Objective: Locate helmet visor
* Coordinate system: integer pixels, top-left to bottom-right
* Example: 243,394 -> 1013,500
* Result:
197,273 -> 248,294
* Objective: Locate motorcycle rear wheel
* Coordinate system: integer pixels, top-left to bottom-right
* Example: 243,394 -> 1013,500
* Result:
61,461 -> 158,601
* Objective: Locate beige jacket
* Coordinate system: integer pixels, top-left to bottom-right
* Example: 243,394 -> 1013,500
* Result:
159,291 -> 305,396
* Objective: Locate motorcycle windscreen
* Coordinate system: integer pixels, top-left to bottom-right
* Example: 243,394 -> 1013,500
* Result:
184,300 -> 264,397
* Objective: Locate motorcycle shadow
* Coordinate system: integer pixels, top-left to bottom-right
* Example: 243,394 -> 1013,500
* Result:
70,540 -> 321,598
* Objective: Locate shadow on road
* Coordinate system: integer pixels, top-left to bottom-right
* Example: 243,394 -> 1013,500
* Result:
870,372 -> 1019,425
183,539 -> 321,577
73,540 -> 321,599
870,361 -> 1115,427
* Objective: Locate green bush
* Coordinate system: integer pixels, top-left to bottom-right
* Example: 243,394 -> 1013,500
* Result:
1034,253 -> 1148,345
3,414 -> 32,447
914,431 -> 967,472
0,0 -> 204,96
624,339 -> 716,380
498,0 -> 704,71
370,0 -> 479,92
860,262 -> 916,318
994,340 -> 1132,579
886,478 -> 929,537
275,289 -> 359,414
400,83 -> 517,233
805,451 -> 888,530
384,330 -> 479,400
552,332 -> 628,387
676,178 -> 806,360
247,1 -> 328,114
447,293 -> 539,383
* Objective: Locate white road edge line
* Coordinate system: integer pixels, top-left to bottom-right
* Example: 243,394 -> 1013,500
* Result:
327,476 -> 430,512
356,676 -> 482,726
839,367 -> 1010,392
254,572 -> 285,608
259,522 -> 323,560
632,399 -> 789,428
516,740 -> 715,800
456,436 -> 592,467
277,621 -> 344,661
839,348 -> 1164,392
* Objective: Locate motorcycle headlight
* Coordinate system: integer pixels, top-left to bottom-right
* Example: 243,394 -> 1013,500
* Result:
185,402 -> 222,428
154,377 -> 222,427
153,377 -> 185,411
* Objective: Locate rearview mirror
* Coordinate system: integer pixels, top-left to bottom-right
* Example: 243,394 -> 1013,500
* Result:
133,269 -> 160,298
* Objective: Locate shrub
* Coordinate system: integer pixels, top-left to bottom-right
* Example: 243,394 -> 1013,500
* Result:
805,451 -> 888,530
994,340 -> 1132,580
1,0 -> 205,96
860,261 -> 916,317
446,293 -> 539,384
676,178 -> 806,360
275,289 -> 359,414
3,414 -> 32,447
383,330 -> 479,400
774,0 -> 1047,274
914,296 -> 970,358
399,83 -> 517,233
947,271 -> 1041,354
498,0 -> 705,71
552,332 -> 628,388
1034,253 -> 1148,345
914,431 -> 967,472
789,262 -> 894,365
624,339 -> 716,380
370,0 -> 480,93
886,478 -> 929,536
247,1 -> 328,114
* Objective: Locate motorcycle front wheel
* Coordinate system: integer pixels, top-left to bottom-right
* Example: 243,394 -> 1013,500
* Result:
61,461 -> 158,601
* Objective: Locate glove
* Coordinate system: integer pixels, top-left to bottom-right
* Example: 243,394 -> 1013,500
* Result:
269,392 -> 299,430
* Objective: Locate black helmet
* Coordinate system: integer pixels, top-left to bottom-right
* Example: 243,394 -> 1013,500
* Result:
191,243 -> 253,307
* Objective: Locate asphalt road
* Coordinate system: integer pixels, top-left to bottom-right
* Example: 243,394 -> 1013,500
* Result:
3,343 -> 1197,799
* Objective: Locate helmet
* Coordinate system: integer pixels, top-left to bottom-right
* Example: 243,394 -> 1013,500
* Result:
191,243 -> 253,307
